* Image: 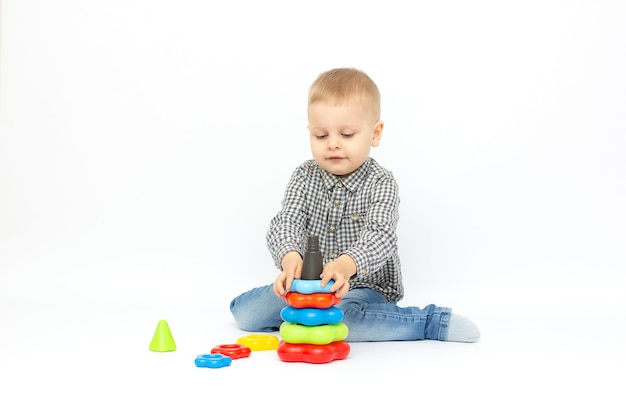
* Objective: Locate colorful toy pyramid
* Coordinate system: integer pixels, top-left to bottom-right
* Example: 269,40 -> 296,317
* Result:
277,236 -> 350,364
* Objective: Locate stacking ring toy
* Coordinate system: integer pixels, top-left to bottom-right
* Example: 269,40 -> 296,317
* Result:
277,341 -> 350,364
285,292 -> 341,309
210,344 -> 251,359
279,322 -> 349,345
194,354 -> 232,368
288,279 -> 335,294
236,334 -> 280,351
280,306 -> 344,326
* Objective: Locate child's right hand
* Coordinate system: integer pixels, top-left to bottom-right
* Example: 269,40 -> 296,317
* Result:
273,251 -> 303,297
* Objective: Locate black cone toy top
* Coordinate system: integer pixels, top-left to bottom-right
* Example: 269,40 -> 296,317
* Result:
301,235 -> 323,280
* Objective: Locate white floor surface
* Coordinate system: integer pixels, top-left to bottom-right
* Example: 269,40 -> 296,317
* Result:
1,282 -> 624,417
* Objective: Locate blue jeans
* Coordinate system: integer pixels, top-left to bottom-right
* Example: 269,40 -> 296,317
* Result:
229,284 -> 452,342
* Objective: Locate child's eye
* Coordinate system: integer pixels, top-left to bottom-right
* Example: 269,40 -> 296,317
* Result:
341,133 -> 355,138
315,134 -> 328,139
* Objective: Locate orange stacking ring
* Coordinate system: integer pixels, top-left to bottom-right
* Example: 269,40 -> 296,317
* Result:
285,292 -> 341,309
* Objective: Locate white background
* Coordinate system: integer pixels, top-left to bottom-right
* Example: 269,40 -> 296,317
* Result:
1,1 -> 625,415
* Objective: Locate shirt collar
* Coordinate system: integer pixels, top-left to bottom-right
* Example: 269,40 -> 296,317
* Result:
319,158 -> 372,193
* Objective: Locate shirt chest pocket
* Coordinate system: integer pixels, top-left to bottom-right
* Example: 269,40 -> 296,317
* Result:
345,191 -> 369,223
334,210 -> 367,249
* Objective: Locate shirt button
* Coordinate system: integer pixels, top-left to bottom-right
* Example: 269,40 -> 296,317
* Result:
361,269 -> 367,275
337,182 -> 343,188
329,253 -> 335,259
334,199 -> 340,206
351,214 -> 359,221
329,226 -> 336,232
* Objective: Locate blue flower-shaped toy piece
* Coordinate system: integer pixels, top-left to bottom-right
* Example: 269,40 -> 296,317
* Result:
194,353 -> 232,368
289,279 -> 335,294
280,306 -> 344,326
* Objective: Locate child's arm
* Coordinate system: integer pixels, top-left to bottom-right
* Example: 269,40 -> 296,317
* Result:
266,167 -> 308,271
273,251 -> 303,297
320,254 -> 356,298
343,175 -> 400,281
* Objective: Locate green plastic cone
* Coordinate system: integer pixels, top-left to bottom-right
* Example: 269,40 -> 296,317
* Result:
149,320 -> 177,352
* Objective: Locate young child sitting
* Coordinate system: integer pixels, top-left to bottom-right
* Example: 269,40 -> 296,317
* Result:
230,68 -> 480,343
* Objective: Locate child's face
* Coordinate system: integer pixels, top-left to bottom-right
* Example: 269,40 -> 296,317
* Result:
307,100 -> 383,177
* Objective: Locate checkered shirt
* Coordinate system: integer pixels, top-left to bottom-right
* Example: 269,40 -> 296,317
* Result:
266,157 -> 404,301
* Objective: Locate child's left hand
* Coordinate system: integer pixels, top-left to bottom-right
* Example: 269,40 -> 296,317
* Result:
319,254 -> 357,298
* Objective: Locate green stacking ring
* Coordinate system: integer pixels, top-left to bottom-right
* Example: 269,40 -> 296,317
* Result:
279,322 -> 349,345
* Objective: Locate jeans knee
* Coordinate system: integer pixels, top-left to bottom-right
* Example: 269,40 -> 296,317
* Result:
229,296 -> 238,314
229,297 -> 249,330
228,292 -> 283,332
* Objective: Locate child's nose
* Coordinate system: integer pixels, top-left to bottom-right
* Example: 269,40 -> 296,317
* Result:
328,135 -> 341,149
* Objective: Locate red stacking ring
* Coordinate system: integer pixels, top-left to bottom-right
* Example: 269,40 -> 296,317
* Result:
210,343 -> 251,359
277,341 -> 350,364
285,292 -> 341,309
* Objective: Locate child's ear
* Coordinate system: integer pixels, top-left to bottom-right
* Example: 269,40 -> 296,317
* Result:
372,120 -> 384,147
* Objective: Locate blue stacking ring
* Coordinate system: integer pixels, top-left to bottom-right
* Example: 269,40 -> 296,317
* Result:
194,353 -> 232,368
280,306 -> 344,326
289,279 -> 335,294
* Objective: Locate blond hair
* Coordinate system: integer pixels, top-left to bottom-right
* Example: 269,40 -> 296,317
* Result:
308,68 -> 381,120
